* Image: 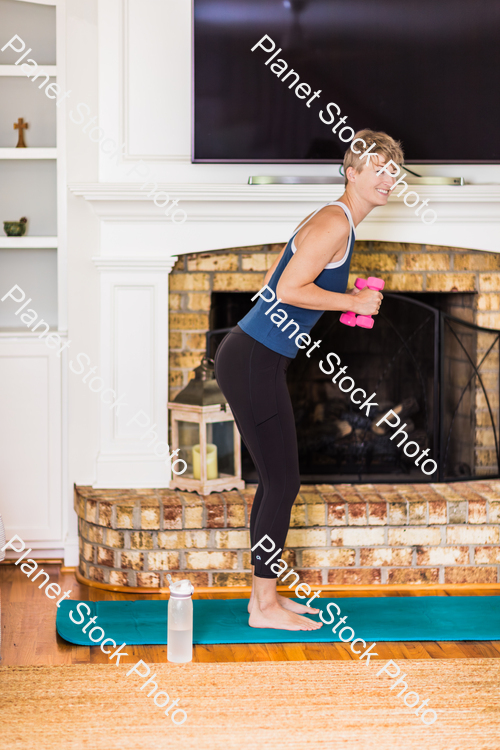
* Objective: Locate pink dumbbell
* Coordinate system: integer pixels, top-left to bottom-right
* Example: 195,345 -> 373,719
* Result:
340,276 -> 385,329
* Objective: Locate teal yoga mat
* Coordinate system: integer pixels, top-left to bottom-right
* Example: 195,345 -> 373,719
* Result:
56,596 -> 500,645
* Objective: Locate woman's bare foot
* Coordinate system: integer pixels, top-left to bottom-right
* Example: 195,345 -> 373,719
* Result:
278,594 -> 320,615
249,599 -> 323,631
247,570 -> 320,615
248,574 -> 322,631
249,593 -> 317,614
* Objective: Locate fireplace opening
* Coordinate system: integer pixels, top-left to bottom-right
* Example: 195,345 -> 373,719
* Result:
208,291 -> 500,484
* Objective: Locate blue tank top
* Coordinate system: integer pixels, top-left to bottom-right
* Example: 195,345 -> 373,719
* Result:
238,201 -> 356,358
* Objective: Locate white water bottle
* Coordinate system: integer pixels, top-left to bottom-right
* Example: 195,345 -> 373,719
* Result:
167,575 -> 194,663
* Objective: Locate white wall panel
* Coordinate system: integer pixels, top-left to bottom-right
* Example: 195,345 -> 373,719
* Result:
0,340 -> 61,542
94,260 -> 175,488
126,0 -> 191,158
100,219 -> 177,256
114,285 -> 154,440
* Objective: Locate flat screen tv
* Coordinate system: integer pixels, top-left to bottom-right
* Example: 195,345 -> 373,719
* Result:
193,0 -> 500,163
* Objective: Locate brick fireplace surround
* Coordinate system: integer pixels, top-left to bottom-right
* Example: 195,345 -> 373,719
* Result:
76,240 -> 500,591
168,240 -> 500,402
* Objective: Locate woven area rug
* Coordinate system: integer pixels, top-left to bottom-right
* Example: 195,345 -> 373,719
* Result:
1,659 -> 499,750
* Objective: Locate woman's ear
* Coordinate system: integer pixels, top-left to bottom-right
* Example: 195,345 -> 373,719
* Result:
345,166 -> 357,183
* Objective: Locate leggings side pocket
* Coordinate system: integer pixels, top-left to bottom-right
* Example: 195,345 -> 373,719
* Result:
250,363 -> 278,425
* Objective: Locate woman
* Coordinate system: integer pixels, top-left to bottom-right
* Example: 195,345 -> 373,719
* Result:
214,130 -> 404,630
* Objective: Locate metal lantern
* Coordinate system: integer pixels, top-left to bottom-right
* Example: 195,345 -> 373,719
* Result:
168,357 -> 245,494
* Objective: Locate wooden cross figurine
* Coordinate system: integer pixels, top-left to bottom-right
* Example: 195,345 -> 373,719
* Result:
14,118 -> 28,148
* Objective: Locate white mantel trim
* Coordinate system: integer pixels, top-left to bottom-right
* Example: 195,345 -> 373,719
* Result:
70,182 -> 500,204
70,182 -> 500,254
92,256 -> 178,271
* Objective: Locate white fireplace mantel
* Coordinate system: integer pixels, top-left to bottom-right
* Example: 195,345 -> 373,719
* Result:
69,180 -> 500,488
70,182 -> 500,256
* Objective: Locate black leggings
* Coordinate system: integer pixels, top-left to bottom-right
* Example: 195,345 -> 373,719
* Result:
214,326 -> 300,579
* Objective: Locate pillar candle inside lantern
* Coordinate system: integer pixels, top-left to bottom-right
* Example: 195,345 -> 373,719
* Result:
192,443 -> 218,480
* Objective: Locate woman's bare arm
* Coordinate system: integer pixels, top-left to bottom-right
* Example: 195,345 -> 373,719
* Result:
276,208 -> 382,316
262,209 -> 319,286
263,245 -> 286,286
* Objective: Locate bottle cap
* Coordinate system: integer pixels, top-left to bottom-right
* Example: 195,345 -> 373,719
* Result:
167,576 -> 194,598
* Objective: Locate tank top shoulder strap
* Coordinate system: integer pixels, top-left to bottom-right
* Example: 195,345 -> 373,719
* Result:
329,201 -> 355,237
292,201 -> 355,240
291,205 -> 327,237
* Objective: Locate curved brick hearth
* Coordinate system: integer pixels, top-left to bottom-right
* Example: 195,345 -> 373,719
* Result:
75,481 -> 500,590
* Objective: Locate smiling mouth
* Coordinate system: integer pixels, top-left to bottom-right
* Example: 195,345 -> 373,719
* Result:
376,188 -> 390,195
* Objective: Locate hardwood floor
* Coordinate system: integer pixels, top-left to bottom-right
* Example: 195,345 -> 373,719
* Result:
2,564 -> 500,666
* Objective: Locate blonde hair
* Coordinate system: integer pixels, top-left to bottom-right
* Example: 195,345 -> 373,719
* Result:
343,129 -> 404,186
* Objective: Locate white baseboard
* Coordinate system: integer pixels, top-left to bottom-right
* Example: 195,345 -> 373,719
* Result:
63,540 -> 79,567
2,548 -> 65,560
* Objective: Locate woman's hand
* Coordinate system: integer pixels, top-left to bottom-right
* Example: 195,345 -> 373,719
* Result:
352,287 -> 383,315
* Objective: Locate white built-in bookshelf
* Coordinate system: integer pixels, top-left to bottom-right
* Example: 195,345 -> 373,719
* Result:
0,0 -> 65,551
0,235 -> 58,247
0,0 -> 62,331
0,148 -> 57,157
0,64 -> 57,76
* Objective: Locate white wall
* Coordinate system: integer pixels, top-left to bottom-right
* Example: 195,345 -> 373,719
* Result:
65,0 -> 100,549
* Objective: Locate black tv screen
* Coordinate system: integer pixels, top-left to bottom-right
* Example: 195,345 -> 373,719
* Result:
193,0 -> 500,163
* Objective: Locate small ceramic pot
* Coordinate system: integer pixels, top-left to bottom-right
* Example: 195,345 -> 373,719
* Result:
3,217 -> 28,237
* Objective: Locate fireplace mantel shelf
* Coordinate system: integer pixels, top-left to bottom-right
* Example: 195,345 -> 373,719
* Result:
70,183 -> 500,254
69,182 -> 500,203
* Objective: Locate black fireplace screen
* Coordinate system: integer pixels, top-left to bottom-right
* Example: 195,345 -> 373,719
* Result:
208,292 -> 500,484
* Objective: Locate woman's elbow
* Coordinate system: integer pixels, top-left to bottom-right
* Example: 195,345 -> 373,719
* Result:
276,281 -> 296,305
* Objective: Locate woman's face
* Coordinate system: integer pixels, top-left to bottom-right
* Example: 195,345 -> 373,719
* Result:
348,156 -> 399,206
